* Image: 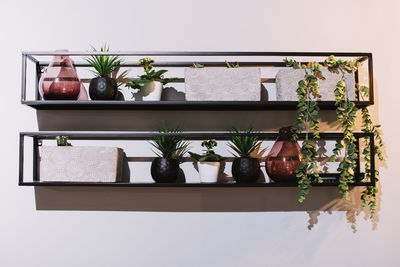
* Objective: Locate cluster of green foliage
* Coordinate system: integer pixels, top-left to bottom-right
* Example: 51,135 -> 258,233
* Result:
359,86 -> 385,218
225,61 -> 239,68
85,44 -> 122,77
189,140 -> 226,162
150,124 -> 189,160
284,58 -> 324,202
56,136 -> 69,146
325,55 -> 361,200
126,58 -> 177,89
192,63 -> 204,68
228,127 -> 262,157
285,55 -> 385,218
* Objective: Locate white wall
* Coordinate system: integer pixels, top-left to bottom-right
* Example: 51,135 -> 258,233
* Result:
1,0 -> 399,266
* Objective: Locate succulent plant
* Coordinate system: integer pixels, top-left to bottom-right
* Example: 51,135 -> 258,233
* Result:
228,127 -> 262,157
150,124 -> 189,160
85,44 -> 122,77
189,139 -> 226,162
56,136 -> 69,146
126,57 -> 177,89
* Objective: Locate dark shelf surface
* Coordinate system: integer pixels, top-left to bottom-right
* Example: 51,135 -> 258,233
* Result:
19,181 -> 372,187
22,100 -> 373,110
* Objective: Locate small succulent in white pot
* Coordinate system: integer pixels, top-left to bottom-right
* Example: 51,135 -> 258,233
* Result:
189,140 -> 226,183
126,58 -> 177,101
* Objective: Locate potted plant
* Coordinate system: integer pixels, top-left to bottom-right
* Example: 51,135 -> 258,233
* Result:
189,140 -> 226,183
126,58 -> 177,101
150,124 -> 189,183
228,127 -> 262,183
39,136 -> 124,182
184,61 -> 261,101
85,44 -> 122,100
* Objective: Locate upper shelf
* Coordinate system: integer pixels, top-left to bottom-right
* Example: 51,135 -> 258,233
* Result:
21,51 -> 374,110
22,100 -> 373,110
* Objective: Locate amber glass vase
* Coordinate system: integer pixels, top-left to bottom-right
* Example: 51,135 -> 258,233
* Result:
39,51 -> 81,100
265,127 -> 302,182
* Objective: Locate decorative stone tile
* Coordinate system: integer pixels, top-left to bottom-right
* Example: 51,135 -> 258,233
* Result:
40,147 -> 123,182
276,69 -> 355,101
185,68 -> 261,101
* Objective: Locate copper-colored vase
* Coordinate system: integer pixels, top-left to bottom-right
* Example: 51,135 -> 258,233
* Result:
265,127 -> 302,182
39,50 -> 81,100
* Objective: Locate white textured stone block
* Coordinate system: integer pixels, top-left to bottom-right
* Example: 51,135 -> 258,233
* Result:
275,69 -> 355,101
40,146 -> 123,182
185,68 -> 261,101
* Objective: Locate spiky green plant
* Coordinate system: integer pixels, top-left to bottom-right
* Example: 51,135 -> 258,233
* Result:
228,127 -> 262,157
150,124 -> 189,160
189,140 -> 226,162
85,44 -> 122,77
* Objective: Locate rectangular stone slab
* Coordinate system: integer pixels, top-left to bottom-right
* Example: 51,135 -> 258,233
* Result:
39,146 -> 123,182
275,68 -> 355,101
185,68 -> 261,101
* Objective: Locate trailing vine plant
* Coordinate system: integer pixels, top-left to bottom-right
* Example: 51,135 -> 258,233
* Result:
325,55 -> 361,200
284,58 -> 325,202
284,55 -> 385,218
359,88 -> 385,218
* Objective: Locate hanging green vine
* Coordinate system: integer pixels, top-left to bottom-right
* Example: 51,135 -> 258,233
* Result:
284,58 -> 324,202
325,55 -> 361,200
359,88 -> 385,218
284,55 -> 385,218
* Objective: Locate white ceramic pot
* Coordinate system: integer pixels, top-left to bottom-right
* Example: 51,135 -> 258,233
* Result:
142,81 -> 163,101
198,161 -> 220,183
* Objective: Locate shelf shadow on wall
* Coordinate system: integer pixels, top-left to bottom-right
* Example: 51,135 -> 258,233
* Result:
36,110 -> 341,132
34,186 -> 356,212
34,186 -> 379,231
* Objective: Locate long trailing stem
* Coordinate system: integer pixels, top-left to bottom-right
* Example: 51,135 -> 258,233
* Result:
284,59 -> 323,202
326,56 -> 359,200
361,106 -> 385,218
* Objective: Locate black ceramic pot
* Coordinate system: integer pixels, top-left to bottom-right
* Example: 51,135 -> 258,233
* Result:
232,157 -> 260,183
151,157 -> 179,183
89,76 -> 118,100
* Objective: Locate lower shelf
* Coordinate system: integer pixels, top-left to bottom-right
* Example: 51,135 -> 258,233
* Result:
19,181 -> 373,187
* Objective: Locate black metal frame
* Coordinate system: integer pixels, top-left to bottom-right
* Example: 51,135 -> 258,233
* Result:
21,51 -> 374,110
19,131 -> 376,187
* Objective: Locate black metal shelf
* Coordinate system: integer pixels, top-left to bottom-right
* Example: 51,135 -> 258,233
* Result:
22,100 -> 373,110
21,51 -> 374,110
19,131 -> 376,187
18,180 -> 372,187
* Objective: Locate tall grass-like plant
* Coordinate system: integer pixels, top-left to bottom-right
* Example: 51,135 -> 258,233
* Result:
85,44 -> 122,77
228,127 -> 262,157
150,124 -> 189,160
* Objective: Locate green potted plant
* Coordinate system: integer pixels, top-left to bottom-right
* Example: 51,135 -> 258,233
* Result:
150,124 -> 189,183
228,127 -> 262,183
126,58 -> 177,101
85,44 -> 122,100
189,140 -> 226,183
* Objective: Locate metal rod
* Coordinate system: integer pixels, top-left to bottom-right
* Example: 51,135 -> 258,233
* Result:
35,62 -> 41,101
21,54 -> 27,102
368,54 -> 374,103
23,51 -> 373,57
33,137 -> 39,181
18,134 -> 24,185
370,132 -> 376,186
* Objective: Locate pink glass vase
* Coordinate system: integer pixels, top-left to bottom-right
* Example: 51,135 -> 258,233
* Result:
39,51 -> 81,100
265,127 -> 302,183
